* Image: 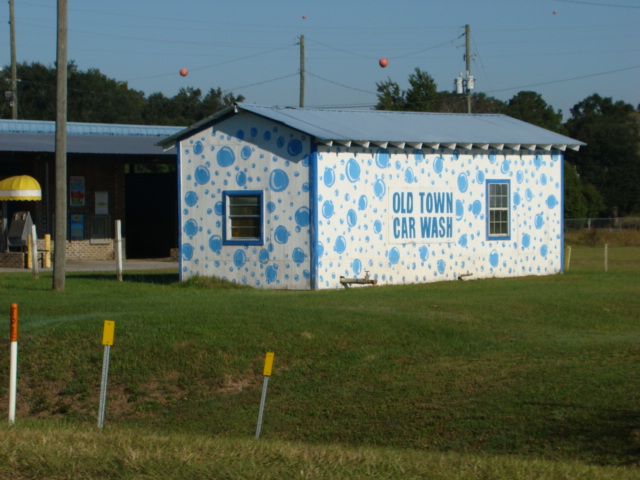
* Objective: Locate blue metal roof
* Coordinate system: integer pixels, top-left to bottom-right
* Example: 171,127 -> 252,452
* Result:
160,103 -> 584,152
0,120 -> 183,155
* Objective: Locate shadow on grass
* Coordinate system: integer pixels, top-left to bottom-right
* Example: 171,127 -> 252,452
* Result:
67,272 -> 179,285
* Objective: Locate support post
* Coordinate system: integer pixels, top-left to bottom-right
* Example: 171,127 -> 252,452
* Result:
115,220 -> 123,282
255,352 -> 275,439
299,35 -> 305,108
31,225 -> 39,280
98,320 -> 115,429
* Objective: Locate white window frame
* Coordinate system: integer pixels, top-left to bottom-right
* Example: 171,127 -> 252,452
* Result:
487,180 -> 510,240
223,190 -> 264,245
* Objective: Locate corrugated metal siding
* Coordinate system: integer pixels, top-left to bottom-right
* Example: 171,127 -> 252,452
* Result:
0,119 -> 183,137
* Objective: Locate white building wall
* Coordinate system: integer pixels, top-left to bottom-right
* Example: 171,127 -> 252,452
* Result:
178,114 -> 312,288
315,145 -> 563,289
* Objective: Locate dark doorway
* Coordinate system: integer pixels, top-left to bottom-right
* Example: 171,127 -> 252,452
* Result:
125,172 -> 178,258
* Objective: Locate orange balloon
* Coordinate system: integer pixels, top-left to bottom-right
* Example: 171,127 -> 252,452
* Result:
379,57 -> 388,68
179,68 -> 188,77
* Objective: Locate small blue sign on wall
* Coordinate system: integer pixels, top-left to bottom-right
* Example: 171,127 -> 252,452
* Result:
70,214 -> 84,240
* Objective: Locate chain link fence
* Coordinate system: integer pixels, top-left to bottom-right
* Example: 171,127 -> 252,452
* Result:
564,217 -> 640,232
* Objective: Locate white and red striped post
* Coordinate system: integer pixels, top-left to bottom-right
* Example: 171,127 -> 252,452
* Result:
9,303 -> 18,425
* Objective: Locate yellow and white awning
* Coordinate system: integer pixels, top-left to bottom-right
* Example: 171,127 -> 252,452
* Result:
0,175 -> 42,201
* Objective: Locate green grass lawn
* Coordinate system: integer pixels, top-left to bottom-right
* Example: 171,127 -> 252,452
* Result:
0,245 -> 639,479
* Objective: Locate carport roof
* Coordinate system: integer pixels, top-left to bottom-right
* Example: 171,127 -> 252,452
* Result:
160,103 -> 585,152
0,120 -> 183,155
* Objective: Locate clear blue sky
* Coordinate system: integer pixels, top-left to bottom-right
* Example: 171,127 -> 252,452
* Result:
5,0 -> 640,121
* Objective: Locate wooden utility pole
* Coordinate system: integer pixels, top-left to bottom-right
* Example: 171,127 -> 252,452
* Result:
53,0 -> 68,291
299,35 -> 305,108
465,24 -> 471,114
9,0 -> 18,119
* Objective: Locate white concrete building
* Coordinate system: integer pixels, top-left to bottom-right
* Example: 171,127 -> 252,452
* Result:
160,104 -> 583,289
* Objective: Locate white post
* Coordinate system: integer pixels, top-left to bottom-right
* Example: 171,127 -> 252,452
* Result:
115,220 -> 123,282
31,224 -> 39,280
9,303 -> 18,425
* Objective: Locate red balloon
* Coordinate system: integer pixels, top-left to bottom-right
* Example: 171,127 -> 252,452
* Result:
179,68 -> 188,77
553,10 -> 557,14
379,57 -> 388,68
302,15 -> 307,19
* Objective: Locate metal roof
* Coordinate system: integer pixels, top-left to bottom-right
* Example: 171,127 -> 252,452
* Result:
160,103 -> 584,152
0,120 -> 183,155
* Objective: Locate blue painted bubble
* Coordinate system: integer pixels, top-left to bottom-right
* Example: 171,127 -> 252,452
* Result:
277,136 -> 285,148
209,235 -> 222,254
517,171 -> 524,184
389,247 -> 400,265
241,145 -> 252,160
456,200 -> 464,220
405,167 -> 415,184
287,139 -> 303,156
217,146 -> 235,167
437,259 -> 446,274
551,151 -> 562,162
534,154 -> 543,169
489,151 -> 497,163
471,200 -> 482,217
375,148 -> 390,168
185,191 -> 198,207
236,171 -> 247,186
295,206 -> 310,227
323,167 -> 336,187
302,182 -> 310,192
259,249 -> 269,264
501,160 -> 511,174
373,220 -> 383,234
535,213 -> 545,229
274,225 -> 290,244
316,241 -> 325,258
347,209 -> 357,228
358,195 -> 368,211
476,170 -> 485,184
346,158 -> 361,183
457,173 -> 469,193
459,234 -> 468,247
526,188 -> 533,202
267,201 -> 276,213
263,131 -> 272,141
546,194 -> 559,209
419,246 -> 429,261
374,178 -> 386,199
489,250 -> 499,268
266,265 -> 278,283
182,243 -> 194,261
292,247 -> 306,264
233,249 -> 247,268
236,130 -> 245,141
184,219 -> 198,238
513,192 -> 521,206
353,258 -> 362,275
269,169 -> 289,192
194,165 -> 211,185
250,127 -> 258,137
540,244 -> 548,257
433,156 -> 444,174
414,150 -> 424,162
322,200 -> 335,219
540,174 -> 548,185
193,141 -> 204,155
522,233 -> 531,248
334,235 -> 347,254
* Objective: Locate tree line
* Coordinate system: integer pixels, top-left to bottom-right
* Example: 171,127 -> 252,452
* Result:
1,62 -> 638,218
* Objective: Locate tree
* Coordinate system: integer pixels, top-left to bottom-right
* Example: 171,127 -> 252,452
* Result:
565,95 -> 640,216
564,160 -> 588,219
505,91 -> 564,133
1,61 -> 243,126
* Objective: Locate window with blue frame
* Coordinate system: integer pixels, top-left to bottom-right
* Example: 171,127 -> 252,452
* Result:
223,191 -> 263,245
487,180 -> 510,240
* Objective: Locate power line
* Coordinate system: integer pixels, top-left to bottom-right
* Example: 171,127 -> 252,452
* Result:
485,64 -> 640,94
305,71 -> 378,96
556,0 -> 640,8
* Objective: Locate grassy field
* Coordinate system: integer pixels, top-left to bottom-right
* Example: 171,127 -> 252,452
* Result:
0,244 -> 639,479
